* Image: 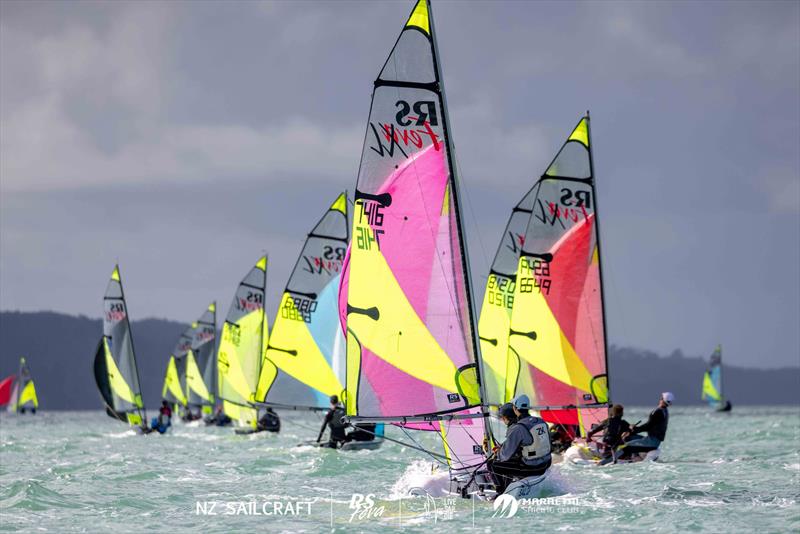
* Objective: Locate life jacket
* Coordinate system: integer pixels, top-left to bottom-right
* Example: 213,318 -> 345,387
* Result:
516,416 -> 552,465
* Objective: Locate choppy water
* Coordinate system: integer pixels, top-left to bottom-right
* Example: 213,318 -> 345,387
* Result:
1,406 -> 798,533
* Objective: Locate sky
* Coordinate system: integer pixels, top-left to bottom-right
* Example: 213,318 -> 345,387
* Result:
1,0 -> 798,369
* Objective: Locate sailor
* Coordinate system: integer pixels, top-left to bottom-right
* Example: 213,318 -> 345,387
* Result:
257,407 -> 281,433
486,396 -> 552,494
549,423 -> 578,454
148,401 -> 172,434
317,395 -> 348,448
619,392 -> 673,457
587,404 -> 630,449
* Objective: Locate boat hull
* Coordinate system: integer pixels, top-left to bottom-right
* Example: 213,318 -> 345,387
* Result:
564,441 -> 660,465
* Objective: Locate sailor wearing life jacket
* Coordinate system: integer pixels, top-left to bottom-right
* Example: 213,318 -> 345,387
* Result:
487,395 -> 552,493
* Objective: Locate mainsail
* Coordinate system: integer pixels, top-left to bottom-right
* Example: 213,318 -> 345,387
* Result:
702,345 -> 725,407
478,187 -> 538,407
162,355 -> 187,407
217,256 -> 268,428
94,265 -> 146,427
256,193 -> 349,410
4,358 -> 38,413
340,0 -> 487,474
184,303 -> 217,415
507,115 -> 609,437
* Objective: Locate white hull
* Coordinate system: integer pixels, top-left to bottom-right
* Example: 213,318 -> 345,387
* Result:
403,465 -> 550,501
564,441 -> 660,465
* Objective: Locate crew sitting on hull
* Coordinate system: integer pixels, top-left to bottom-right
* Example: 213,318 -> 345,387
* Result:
317,395 -> 348,448
146,401 -> 172,434
257,407 -> 281,433
586,404 -> 630,464
618,392 -> 673,459
485,395 -> 552,494
205,406 -> 232,427
549,423 -> 578,454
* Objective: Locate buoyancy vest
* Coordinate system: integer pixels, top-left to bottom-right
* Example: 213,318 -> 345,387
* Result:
517,416 -> 552,465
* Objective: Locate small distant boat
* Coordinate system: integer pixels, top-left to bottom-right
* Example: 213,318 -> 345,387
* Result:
217,256 -> 269,432
1,357 -> 39,414
93,265 -> 148,430
185,303 -> 217,420
161,354 -> 187,425
702,345 -> 732,412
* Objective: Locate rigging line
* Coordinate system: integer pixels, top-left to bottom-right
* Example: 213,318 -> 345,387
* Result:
453,155 -> 492,281
399,425 -> 449,465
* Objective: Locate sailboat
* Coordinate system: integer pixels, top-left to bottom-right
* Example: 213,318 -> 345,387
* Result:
702,345 -> 732,412
162,354 -> 187,418
340,0 -> 517,498
217,256 -> 268,431
185,303 -> 217,419
93,265 -> 147,430
1,358 -> 39,414
252,193 -> 383,446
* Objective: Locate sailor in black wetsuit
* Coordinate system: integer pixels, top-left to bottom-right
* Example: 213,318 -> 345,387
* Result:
586,404 -> 630,464
317,395 -> 348,448
257,407 -> 281,433
619,392 -> 673,458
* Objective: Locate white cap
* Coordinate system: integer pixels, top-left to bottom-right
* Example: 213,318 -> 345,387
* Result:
513,394 -> 530,409
661,392 -> 675,405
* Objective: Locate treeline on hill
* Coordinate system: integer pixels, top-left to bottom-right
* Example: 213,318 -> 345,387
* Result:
0,311 -> 798,410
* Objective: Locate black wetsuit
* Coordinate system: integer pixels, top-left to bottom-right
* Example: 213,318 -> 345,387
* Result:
318,405 -> 347,448
258,409 -> 281,433
590,416 -> 631,449
622,406 -> 668,456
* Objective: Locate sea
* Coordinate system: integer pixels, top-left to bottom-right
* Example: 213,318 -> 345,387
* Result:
1,406 -> 798,533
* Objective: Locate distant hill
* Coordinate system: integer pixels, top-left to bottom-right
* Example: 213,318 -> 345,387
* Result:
0,311 -> 798,410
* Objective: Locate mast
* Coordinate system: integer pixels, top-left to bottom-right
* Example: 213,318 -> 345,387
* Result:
213,300 -> 218,408
585,111 -> 611,406
16,357 -> 23,413
426,0 -> 489,423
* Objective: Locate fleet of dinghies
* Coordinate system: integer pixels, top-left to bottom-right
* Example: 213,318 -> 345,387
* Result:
81,0 -> 679,498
